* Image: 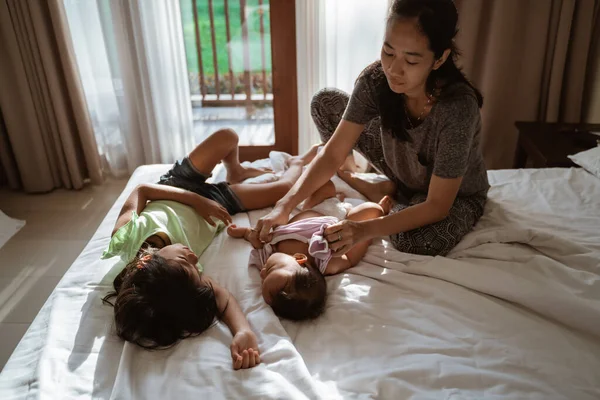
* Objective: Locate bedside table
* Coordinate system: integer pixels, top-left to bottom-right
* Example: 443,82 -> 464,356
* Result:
514,122 -> 600,168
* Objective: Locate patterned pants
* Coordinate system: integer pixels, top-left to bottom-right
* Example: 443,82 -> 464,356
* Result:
311,88 -> 485,256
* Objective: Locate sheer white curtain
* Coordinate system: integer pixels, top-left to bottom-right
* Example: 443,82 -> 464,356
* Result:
296,0 -> 390,153
64,0 -> 194,178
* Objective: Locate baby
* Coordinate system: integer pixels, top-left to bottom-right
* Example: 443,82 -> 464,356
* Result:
228,196 -> 392,320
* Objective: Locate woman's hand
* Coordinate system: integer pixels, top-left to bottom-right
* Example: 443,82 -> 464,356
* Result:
255,203 -> 290,242
324,220 -> 368,257
192,195 -> 232,226
230,330 -> 261,370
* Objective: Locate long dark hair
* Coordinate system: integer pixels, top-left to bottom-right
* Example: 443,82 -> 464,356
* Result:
270,263 -> 327,321
102,247 -> 219,349
375,0 -> 483,140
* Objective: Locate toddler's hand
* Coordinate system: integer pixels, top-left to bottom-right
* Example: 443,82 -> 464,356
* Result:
230,330 -> 260,370
193,195 -> 232,226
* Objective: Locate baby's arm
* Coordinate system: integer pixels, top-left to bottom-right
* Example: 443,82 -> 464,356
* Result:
210,279 -> 261,369
227,225 -> 265,249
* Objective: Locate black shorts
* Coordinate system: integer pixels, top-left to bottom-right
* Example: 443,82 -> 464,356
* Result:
157,157 -> 245,215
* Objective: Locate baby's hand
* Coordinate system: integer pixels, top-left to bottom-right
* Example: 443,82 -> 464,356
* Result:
230,330 -> 261,370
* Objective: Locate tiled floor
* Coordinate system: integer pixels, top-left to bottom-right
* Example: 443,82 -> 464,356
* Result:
0,178 -> 128,371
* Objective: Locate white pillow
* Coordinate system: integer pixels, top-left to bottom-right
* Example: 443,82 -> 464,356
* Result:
569,145 -> 600,178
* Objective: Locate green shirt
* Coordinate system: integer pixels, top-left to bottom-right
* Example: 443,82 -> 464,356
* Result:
102,200 -> 224,271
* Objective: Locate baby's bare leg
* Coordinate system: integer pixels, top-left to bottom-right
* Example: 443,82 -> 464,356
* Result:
324,196 -> 393,275
345,195 -> 392,221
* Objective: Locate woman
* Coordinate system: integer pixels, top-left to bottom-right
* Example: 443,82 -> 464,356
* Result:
256,0 -> 489,256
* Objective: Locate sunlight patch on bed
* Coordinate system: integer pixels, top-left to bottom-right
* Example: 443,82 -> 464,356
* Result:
0,261 -> 51,322
340,282 -> 371,302
311,374 -> 343,400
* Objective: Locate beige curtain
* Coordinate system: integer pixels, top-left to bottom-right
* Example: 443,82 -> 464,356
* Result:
0,0 -> 102,192
0,110 -> 20,188
584,3 -> 600,123
455,0 -> 600,169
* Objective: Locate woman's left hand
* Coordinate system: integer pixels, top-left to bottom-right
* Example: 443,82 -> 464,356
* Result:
324,220 -> 366,257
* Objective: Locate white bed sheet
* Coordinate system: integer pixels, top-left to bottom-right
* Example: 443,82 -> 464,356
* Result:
1,167 -> 599,399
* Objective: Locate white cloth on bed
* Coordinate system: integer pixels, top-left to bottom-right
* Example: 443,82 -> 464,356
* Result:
1,167 -> 600,399
569,144 -> 600,179
0,210 -> 25,250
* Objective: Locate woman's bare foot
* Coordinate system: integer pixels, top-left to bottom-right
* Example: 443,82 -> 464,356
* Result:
226,165 -> 272,184
227,225 -> 264,249
288,143 -> 321,166
336,169 -> 354,184
378,195 -> 393,215
340,153 -> 361,173
337,169 -> 396,203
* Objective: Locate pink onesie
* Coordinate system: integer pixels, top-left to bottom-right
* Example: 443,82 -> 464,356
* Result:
249,216 -> 339,274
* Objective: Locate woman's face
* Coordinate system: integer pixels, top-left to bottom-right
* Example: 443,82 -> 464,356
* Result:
381,17 -> 439,96
260,253 -> 304,305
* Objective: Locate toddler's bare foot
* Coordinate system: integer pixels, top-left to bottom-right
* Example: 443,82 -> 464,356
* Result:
227,165 -> 272,184
227,224 -> 248,238
227,225 -> 264,249
379,195 -> 393,215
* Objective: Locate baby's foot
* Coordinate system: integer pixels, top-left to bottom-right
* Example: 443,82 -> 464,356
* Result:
379,195 -> 393,215
227,165 -> 272,184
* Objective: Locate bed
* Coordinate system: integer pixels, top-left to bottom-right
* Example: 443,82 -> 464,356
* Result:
0,165 -> 599,399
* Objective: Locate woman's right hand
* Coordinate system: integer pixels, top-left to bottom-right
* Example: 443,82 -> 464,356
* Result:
255,203 -> 290,242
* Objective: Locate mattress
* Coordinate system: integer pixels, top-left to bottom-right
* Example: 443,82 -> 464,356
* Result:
0,166 -> 599,399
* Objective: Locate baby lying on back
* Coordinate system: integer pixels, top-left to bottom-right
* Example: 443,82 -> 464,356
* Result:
228,195 -> 392,320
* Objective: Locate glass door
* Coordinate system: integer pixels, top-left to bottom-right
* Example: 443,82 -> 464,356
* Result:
180,0 -> 298,160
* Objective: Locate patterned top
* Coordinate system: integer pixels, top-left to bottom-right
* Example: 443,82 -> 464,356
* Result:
343,62 -> 489,197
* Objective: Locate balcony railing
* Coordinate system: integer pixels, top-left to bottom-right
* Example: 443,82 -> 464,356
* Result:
182,0 -> 273,108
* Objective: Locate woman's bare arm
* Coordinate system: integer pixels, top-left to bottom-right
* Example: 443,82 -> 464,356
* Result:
256,120 -> 364,241
361,175 -> 463,240
280,120 -> 364,211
